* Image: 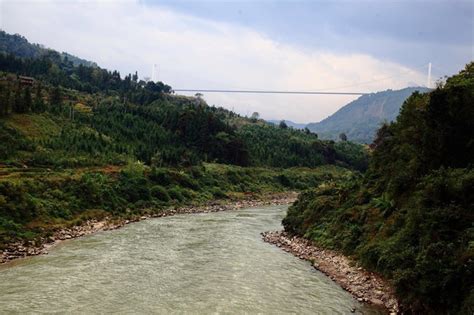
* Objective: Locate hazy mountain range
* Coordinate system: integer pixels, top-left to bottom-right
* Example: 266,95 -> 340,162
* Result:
306,87 -> 431,143
269,87 -> 431,143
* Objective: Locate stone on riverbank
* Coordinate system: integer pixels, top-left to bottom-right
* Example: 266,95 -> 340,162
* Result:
1,193 -> 297,264
261,230 -> 399,314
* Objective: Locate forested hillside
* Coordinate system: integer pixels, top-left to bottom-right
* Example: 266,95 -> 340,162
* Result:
0,30 -> 368,249
0,31 -> 96,67
0,31 -> 366,169
306,87 -> 431,143
0,74 -> 365,169
283,63 -> 474,314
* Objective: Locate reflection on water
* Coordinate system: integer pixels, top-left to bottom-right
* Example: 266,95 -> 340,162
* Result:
0,205 -> 383,314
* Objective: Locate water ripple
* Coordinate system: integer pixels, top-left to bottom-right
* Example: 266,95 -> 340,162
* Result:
0,205 -> 384,314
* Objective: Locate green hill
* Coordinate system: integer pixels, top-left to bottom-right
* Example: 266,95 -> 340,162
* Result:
0,30 -> 367,170
306,87 -> 431,143
0,30 -> 96,67
283,63 -> 474,314
0,30 -> 368,248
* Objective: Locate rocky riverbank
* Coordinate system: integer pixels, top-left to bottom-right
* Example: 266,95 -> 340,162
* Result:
1,193 -> 297,264
261,231 -> 399,314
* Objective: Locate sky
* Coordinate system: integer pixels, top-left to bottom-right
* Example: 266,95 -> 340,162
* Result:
1,0 -> 472,123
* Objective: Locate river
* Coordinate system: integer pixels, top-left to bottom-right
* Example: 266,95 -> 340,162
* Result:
0,205 -> 384,314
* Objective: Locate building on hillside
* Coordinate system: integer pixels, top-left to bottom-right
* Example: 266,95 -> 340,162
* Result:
19,76 -> 35,86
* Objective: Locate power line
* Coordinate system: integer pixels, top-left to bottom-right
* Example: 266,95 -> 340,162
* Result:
173,89 -> 368,95
173,63 -> 432,96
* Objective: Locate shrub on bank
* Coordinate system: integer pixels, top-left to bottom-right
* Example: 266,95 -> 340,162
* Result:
168,186 -> 185,202
150,185 -> 170,202
0,163 -> 349,248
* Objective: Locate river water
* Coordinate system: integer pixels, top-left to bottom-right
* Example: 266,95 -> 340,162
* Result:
0,205 -> 383,314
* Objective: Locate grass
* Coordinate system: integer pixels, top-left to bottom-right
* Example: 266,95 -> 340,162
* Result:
3,113 -> 61,140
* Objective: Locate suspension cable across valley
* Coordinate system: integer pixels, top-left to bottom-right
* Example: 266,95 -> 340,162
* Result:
173,89 -> 368,95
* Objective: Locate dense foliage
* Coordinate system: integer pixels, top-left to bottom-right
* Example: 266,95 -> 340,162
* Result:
0,163 -> 349,248
89,99 -> 250,166
0,81 -> 366,169
283,63 -> 474,314
237,124 -> 367,170
0,30 -> 367,170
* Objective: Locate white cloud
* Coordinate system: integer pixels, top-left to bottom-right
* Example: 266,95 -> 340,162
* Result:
1,0 -> 427,122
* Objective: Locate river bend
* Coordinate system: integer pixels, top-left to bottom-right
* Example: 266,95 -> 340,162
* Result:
0,205 -> 383,314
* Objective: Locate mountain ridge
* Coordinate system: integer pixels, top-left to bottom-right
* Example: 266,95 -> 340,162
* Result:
0,30 -> 97,68
306,87 -> 431,143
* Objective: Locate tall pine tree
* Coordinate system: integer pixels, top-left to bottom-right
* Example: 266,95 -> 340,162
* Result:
13,83 -> 22,113
50,85 -> 62,113
22,87 -> 32,113
33,83 -> 45,112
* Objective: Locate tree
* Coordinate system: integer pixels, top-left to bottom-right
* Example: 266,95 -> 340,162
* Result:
250,112 -> 260,122
50,85 -> 62,113
194,93 -> 204,106
304,127 -> 318,138
13,84 -> 22,113
194,93 -> 203,98
22,87 -> 32,113
33,83 -> 45,112
0,84 -> 7,116
339,132 -> 347,141
279,120 -> 288,129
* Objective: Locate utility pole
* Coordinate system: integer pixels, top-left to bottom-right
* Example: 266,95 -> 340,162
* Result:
151,64 -> 158,82
427,62 -> 432,88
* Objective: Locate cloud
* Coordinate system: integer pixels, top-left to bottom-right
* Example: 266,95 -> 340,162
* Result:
1,0 -> 428,122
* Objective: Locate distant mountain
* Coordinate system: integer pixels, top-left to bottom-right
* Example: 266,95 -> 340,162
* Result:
0,30 -> 97,67
267,120 -> 306,129
306,87 -> 431,143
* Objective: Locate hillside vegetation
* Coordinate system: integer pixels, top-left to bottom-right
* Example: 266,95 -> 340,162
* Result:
0,31 -> 96,67
307,87 -> 431,143
0,73 -> 366,170
0,31 -> 367,170
283,63 -> 474,314
0,158 -> 352,248
0,31 -> 367,248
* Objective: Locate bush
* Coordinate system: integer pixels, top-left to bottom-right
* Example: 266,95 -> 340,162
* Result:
180,188 -> 198,200
168,186 -> 184,202
150,185 -> 170,202
149,168 -> 172,186
118,170 -> 150,203
174,171 -> 200,190
209,187 -> 227,199
277,174 -> 292,187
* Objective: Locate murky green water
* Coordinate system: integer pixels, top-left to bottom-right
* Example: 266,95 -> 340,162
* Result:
0,205 -> 383,314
